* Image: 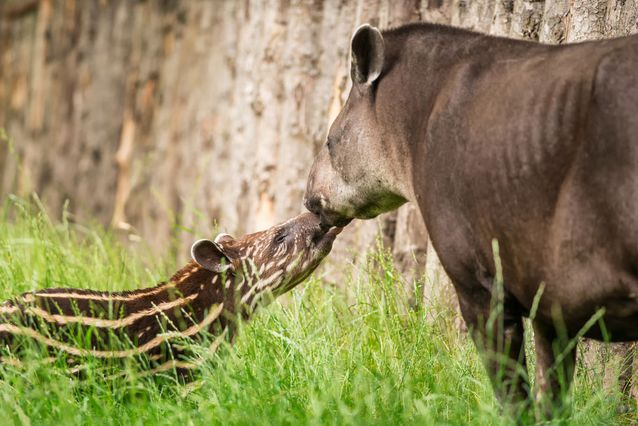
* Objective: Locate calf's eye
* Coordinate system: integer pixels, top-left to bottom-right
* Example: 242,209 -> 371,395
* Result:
275,233 -> 287,244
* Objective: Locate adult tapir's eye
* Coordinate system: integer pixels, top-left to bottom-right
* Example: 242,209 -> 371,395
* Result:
326,135 -> 336,152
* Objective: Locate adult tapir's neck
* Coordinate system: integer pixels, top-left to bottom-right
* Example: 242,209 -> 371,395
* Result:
377,25 -> 499,200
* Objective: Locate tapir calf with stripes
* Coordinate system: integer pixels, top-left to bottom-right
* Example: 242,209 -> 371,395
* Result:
0,212 -> 342,376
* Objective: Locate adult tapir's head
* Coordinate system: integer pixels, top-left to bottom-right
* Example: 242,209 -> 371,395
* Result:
305,24 -> 418,227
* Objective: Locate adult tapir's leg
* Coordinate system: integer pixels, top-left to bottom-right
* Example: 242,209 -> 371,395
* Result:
455,285 -> 530,406
532,319 -> 577,415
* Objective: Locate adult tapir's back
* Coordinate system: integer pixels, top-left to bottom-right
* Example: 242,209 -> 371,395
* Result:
305,23 -> 638,340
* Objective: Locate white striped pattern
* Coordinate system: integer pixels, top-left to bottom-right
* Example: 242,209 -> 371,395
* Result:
0,303 -> 224,358
23,293 -> 198,328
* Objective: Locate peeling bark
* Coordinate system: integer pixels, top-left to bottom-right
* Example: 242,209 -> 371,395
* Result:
510,0 -> 545,40
567,0 -> 607,41
539,0 -> 569,43
490,0 -> 515,35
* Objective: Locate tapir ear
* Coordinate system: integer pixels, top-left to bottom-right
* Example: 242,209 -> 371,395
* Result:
190,239 -> 234,273
351,24 -> 385,86
214,233 -> 235,244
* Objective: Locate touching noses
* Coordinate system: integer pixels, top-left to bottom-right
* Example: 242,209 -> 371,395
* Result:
304,195 -> 322,216
304,174 -> 323,216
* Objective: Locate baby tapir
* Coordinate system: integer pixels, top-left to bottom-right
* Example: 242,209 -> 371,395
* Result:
0,212 -> 342,376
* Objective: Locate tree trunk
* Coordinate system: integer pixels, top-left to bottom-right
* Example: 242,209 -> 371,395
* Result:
1,0 -> 637,317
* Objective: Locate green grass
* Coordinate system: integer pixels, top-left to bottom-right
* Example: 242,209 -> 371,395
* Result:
0,195 -> 635,425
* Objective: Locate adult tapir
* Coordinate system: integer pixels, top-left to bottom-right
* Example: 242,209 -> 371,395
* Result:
304,22 -> 638,409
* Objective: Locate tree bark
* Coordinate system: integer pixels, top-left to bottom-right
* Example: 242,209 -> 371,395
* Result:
1,0 -> 637,314
510,0 -> 545,40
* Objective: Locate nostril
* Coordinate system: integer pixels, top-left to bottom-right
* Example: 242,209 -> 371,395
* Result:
304,197 -> 322,215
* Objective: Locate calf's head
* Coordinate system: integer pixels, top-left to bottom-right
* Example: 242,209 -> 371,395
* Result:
304,24 -> 411,227
191,212 -> 342,305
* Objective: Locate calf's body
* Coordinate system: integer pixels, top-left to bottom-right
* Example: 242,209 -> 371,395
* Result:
0,213 -> 341,375
304,23 -> 638,407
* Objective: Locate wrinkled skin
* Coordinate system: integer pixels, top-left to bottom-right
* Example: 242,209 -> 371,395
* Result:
304,23 -> 638,414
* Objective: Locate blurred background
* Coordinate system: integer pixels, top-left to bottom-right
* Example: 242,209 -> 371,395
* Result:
0,0 -> 637,302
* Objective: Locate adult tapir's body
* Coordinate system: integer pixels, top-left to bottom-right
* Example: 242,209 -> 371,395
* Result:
421,30 -> 638,340
304,22 -> 638,407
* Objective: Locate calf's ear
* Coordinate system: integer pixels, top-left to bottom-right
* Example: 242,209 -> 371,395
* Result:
214,233 -> 235,244
191,239 -> 234,273
351,24 -> 385,86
